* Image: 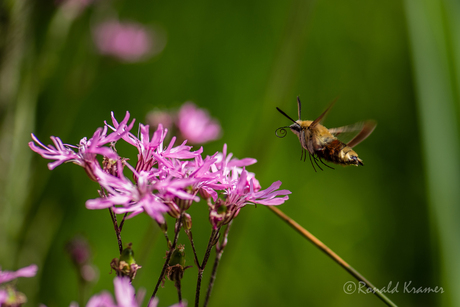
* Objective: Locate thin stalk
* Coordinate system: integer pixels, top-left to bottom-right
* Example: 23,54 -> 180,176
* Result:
118,213 -> 128,232
150,216 -> 183,302
108,207 -> 123,254
175,279 -> 182,303
203,223 -> 232,307
157,220 -> 172,248
185,229 -> 200,268
267,206 -> 398,307
194,228 -> 220,307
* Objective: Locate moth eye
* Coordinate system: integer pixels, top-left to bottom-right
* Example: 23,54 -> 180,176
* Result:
289,124 -> 301,133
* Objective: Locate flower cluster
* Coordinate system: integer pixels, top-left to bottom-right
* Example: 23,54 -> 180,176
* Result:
29,111 -> 290,228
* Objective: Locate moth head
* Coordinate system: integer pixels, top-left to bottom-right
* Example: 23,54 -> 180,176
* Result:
275,104 -> 301,138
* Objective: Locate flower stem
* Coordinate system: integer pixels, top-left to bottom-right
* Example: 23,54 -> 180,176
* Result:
203,223 -> 232,307
119,213 -> 128,232
194,228 -> 220,307
149,215 -> 183,303
108,207 -> 123,254
175,279 -> 182,302
267,206 -> 398,307
185,229 -> 200,268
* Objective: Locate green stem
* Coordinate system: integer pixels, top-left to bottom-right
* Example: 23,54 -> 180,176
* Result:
203,223 -> 231,307
150,215 -> 183,302
108,207 -> 123,255
194,228 -> 220,307
268,206 -> 398,307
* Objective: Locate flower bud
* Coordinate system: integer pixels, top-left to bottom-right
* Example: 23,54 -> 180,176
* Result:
166,201 -> 181,219
209,199 -> 240,229
83,162 -> 99,182
110,243 -> 142,281
169,245 -> 186,267
199,187 -> 212,200
181,213 -> 192,230
166,245 -> 192,284
65,235 -> 91,265
176,194 -> 194,211
119,243 -> 136,265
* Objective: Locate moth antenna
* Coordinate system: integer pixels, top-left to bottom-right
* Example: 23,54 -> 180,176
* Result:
276,107 -> 298,125
297,96 -> 302,120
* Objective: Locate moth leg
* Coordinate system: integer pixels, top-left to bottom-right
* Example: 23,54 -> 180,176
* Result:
313,156 -> 323,171
308,154 -> 317,172
319,157 -> 334,170
311,155 -> 323,171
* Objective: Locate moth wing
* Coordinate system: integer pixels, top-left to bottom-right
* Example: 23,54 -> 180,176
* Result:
309,98 -> 338,129
329,120 -> 376,148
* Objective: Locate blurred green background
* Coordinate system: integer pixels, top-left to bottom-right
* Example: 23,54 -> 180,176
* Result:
1,0 -> 459,306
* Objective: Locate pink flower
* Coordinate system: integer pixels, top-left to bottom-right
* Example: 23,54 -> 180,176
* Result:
29,134 -> 80,170
93,21 -> 154,62
31,112 -> 291,229
86,277 -> 186,307
109,121 -> 203,176
225,168 -> 290,208
207,145 -> 291,229
146,110 -> 174,131
86,277 -> 141,307
29,112 -> 134,176
85,164 -> 199,223
246,179 -> 291,206
0,264 -> 38,284
177,102 -> 221,144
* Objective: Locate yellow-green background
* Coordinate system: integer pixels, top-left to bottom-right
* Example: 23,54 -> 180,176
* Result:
1,0 -> 459,306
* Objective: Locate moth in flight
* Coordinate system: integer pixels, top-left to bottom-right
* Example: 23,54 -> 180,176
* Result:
275,97 -> 376,171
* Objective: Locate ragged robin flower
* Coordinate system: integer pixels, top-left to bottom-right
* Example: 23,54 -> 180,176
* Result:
29,112 -> 134,181
207,144 -> 291,229
30,112 -> 291,230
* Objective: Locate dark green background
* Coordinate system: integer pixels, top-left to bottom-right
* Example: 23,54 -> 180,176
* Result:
2,0 -> 459,306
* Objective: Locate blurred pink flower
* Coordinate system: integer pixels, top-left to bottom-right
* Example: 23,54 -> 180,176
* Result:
93,21 -> 156,62
0,264 -> 38,284
177,102 -> 221,144
146,110 -> 174,131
